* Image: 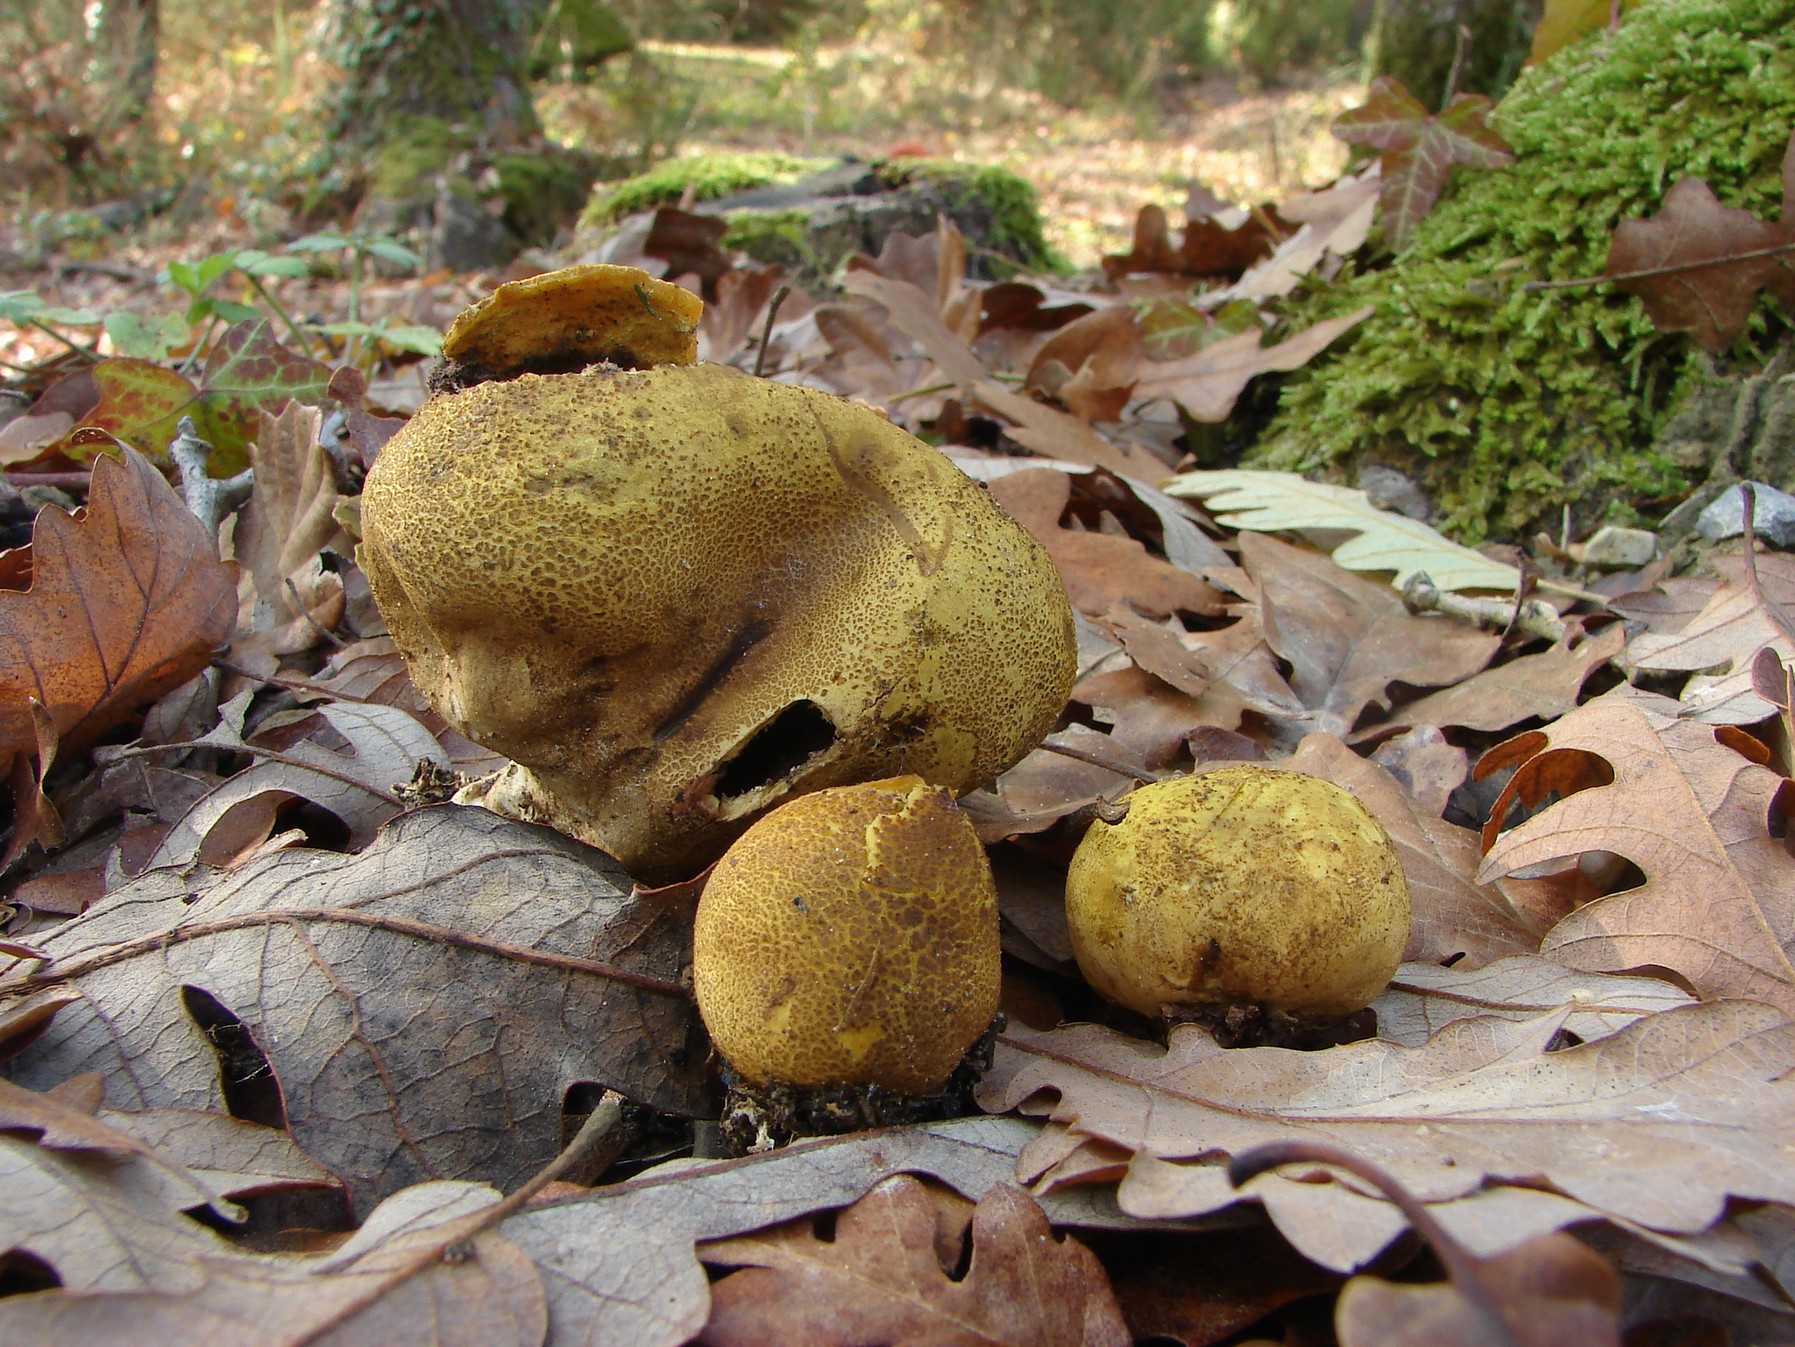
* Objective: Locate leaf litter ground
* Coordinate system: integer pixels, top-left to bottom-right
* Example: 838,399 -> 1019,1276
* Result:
2,125 -> 1795,1347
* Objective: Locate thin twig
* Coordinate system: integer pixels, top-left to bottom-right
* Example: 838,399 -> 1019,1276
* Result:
753,284 -> 792,378
1229,1139 -> 1523,1347
1440,23 -> 1472,108
1524,237 -> 1795,292
1038,737 -> 1156,783
5,471 -> 92,489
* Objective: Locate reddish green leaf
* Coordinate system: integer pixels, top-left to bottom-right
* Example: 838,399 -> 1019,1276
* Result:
195,320 -> 332,456
63,322 -> 329,468
1334,76 -> 1515,250
73,359 -> 202,461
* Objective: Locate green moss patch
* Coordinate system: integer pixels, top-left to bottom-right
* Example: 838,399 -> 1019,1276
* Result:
580,151 -> 832,229
1252,0 -> 1795,541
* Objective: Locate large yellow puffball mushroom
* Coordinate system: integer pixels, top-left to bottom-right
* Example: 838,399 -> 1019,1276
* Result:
1065,767 -> 1410,1020
357,265 -> 1075,884
693,776 -> 1000,1093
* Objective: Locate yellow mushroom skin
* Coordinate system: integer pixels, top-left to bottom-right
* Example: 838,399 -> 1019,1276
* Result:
1065,766 -> 1411,1019
358,359 -> 1075,883
692,775 -> 1000,1093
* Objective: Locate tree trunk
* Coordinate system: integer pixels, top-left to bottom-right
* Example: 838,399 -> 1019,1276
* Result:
97,0 -> 159,123
1374,0 -> 1542,107
324,0 -> 547,147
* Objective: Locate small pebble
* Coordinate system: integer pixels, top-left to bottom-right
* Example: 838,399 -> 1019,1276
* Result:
1578,525 -> 1657,569
1697,482 -> 1795,547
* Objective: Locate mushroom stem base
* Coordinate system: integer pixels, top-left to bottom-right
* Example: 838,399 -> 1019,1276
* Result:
716,1017 -> 1002,1156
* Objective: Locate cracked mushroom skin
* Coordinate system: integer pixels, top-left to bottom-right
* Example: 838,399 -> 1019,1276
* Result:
358,342 -> 1075,883
693,775 -> 1000,1093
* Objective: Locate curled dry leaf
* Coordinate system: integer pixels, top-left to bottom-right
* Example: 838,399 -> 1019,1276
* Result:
1373,956 -> 1696,1048
697,1175 -> 1131,1347
0,1177 -> 546,1347
145,692 -> 449,868
499,1115 -> 1142,1347
2,806 -> 706,1214
977,1000 -> 1795,1272
1476,690 -> 1795,1013
1625,551 -> 1795,723
0,445 -> 236,760
231,400 -> 349,632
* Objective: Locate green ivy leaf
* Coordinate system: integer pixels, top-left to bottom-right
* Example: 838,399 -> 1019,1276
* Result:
103,312 -> 189,359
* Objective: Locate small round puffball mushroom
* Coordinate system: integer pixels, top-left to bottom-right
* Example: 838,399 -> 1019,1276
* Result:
1065,767 -> 1410,1020
692,775 -> 1000,1094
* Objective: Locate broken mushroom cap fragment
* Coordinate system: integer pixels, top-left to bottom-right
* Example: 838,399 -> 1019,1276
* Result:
692,775 -> 1001,1093
357,264 -> 1076,883
1065,766 -> 1411,1020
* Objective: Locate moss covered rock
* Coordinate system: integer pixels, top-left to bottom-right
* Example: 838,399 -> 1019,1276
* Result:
580,151 -> 832,229
579,152 -> 1062,285
1254,0 -> 1795,541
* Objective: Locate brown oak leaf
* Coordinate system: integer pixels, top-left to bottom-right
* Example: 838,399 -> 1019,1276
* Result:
697,1174 -> 1131,1347
0,445 -> 236,760
1605,130 -> 1795,351
1476,690 -> 1795,1012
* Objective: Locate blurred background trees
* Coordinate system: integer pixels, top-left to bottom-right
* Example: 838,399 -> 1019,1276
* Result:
0,0 -> 1539,252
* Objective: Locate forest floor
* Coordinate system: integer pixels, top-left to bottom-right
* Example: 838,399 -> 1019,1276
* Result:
1,48 -> 1360,375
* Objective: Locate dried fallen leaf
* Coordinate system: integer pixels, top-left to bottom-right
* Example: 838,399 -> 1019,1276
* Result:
978,999 -> 1795,1272
697,1174 -> 1131,1346
1164,469 -> 1522,593
1362,624 -> 1626,741
1372,956 -> 1696,1048
0,1177 -> 546,1347
0,446 -> 236,759
1625,551 -> 1795,723
1233,1140 -> 1622,1347
501,1115 -> 1142,1347
985,468 -> 1222,620
1604,130 -> 1795,352
0,1075 -> 241,1294
3,806 -> 705,1213
1222,167 -> 1381,303
230,401 -> 348,631
144,691 -> 448,868
1243,532 -> 1502,736
1130,308 -> 1373,423
1333,76 -> 1515,250
1476,690 -> 1795,1013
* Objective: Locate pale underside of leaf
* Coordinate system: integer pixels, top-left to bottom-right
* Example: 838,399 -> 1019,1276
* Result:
1162,469 -> 1521,593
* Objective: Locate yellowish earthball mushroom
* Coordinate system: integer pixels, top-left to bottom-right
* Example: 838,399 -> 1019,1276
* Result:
357,265 -> 1075,884
1065,767 -> 1410,1019
692,775 -> 1000,1093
